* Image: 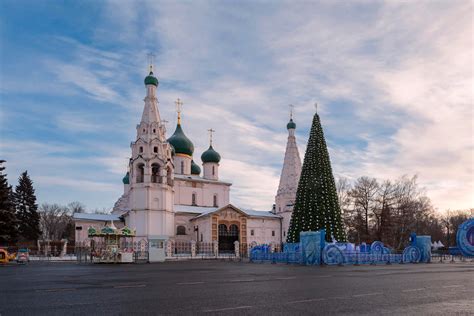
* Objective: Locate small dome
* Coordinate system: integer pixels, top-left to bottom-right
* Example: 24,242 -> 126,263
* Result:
122,172 -> 130,184
191,160 -> 201,175
167,124 -> 194,156
144,71 -> 158,86
287,118 -> 296,130
201,145 -> 221,163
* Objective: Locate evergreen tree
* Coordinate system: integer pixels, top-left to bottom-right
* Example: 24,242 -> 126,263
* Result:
15,171 -> 41,241
0,160 -> 18,244
287,112 -> 346,243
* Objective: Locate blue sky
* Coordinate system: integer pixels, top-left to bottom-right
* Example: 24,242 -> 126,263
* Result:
0,0 -> 472,212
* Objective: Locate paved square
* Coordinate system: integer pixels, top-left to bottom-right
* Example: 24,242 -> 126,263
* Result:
1,261 -> 473,315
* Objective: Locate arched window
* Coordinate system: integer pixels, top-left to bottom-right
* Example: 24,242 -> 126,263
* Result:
151,163 -> 160,183
212,165 -> 215,176
229,224 -> 239,236
136,163 -> 144,183
176,225 -> 186,235
192,193 -> 197,206
200,233 -> 203,242
139,146 -> 143,153
153,128 -> 156,133
180,161 -> 184,174
213,194 -> 218,207
153,146 -> 158,153
218,224 -> 227,235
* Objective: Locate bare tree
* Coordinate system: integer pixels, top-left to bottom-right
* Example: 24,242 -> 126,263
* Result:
38,203 -> 71,240
349,177 -> 379,242
68,201 -> 86,214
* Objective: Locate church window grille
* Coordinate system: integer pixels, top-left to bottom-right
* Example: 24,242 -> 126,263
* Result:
192,193 -> 197,206
151,163 -> 160,183
229,224 -> 239,236
251,229 -> 254,236
136,163 -> 144,183
176,226 -> 186,235
213,194 -> 218,207
218,224 -> 227,235
153,146 -> 158,153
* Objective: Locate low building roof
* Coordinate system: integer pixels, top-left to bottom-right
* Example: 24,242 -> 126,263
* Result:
174,205 -> 218,214
174,174 -> 232,186
73,213 -> 121,222
188,204 -> 281,220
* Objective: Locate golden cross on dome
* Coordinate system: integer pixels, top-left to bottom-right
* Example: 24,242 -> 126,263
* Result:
147,52 -> 155,72
208,128 -> 215,146
175,98 -> 183,124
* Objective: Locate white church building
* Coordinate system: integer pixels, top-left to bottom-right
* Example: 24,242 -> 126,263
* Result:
74,65 -> 302,253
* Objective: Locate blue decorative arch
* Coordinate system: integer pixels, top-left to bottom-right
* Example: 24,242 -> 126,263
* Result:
456,218 -> 474,257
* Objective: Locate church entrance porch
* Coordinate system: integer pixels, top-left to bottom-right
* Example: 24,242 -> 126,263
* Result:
218,224 -> 239,253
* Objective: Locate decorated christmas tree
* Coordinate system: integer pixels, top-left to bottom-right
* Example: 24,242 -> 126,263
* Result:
287,111 -> 345,243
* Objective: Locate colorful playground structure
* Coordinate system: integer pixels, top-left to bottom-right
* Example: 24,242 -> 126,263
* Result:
85,221 -> 136,263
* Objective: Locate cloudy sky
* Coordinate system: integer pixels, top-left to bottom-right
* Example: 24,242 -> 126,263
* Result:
0,1 -> 472,212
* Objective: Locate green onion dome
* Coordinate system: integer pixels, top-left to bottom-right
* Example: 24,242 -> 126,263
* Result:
201,145 -> 221,163
287,118 -> 296,130
191,160 -> 201,175
122,172 -> 130,185
167,124 -> 194,156
144,71 -> 158,86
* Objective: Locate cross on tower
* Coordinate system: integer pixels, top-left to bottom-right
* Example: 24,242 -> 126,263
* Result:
175,98 -> 183,124
208,128 -> 215,146
314,102 -> 318,113
289,104 -> 294,119
147,52 -> 155,73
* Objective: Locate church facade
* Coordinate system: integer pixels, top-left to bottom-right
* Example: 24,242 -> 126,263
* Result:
74,66 -> 301,252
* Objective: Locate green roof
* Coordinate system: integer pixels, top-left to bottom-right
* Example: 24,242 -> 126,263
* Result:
167,124 -> 194,156
191,160 -> 201,175
122,172 -> 130,184
144,71 -> 158,86
201,145 -> 221,163
287,118 -> 296,130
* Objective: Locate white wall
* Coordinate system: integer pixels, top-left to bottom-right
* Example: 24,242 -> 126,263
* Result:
246,218 -> 281,245
174,179 -> 230,207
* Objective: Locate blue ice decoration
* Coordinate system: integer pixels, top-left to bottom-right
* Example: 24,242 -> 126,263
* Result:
456,218 -> 474,257
300,230 -> 325,265
415,235 -> 432,263
402,245 -> 421,263
250,229 -> 434,266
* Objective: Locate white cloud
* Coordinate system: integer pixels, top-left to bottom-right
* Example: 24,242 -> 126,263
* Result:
2,1 -> 472,212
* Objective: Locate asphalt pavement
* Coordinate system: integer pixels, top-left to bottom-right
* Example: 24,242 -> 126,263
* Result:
1,260 -> 473,315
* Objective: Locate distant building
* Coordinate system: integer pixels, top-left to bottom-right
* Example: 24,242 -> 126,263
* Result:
73,64 -> 301,252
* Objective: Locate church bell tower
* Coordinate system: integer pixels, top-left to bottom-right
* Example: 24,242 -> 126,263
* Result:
275,107 -> 302,240
127,59 -> 175,239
